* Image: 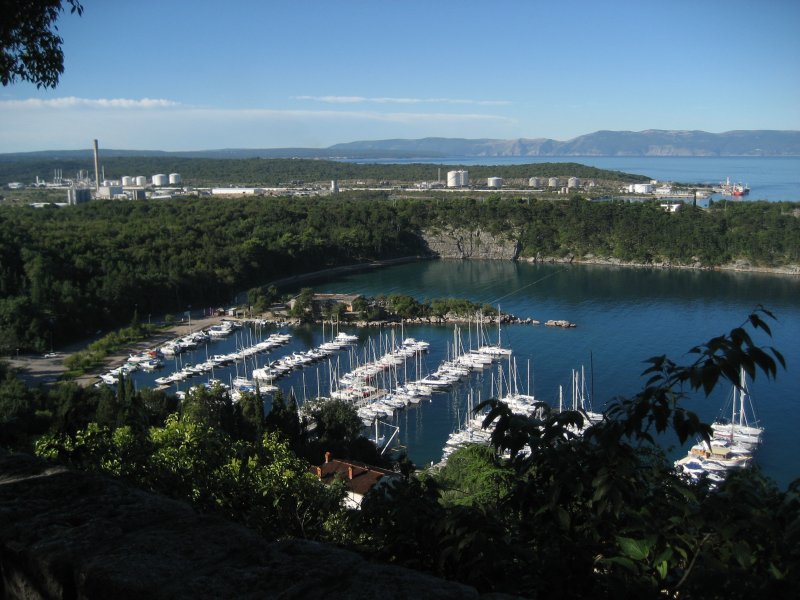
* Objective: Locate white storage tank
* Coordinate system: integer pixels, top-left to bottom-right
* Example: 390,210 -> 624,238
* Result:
528,177 -> 541,188
548,177 -> 560,187
169,173 -> 182,185
567,177 -> 580,188
446,169 -> 469,188
487,177 -> 503,188
121,176 -> 134,186
135,176 -> 147,186
152,174 -> 168,186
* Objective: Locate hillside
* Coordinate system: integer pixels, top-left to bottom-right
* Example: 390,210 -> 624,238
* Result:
1,130 -> 798,162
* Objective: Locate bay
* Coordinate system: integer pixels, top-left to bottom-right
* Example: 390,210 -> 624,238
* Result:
340,156 -> 800,201
130,260 -> 800,489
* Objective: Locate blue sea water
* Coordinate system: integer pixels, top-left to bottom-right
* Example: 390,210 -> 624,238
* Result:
341,156 -> 800,201
130,261 -> 800,489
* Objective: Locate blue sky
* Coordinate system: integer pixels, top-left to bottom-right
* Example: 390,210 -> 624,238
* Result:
1,0 -> 798,152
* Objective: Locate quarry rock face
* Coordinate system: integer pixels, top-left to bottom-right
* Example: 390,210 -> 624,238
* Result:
421,228 -> 520,260
0,451 -> 488,599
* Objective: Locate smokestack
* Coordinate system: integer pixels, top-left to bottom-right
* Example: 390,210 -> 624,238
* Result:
92,139 -> 100,192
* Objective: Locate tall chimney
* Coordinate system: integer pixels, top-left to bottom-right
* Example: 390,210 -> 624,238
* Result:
92,139 -> 100,192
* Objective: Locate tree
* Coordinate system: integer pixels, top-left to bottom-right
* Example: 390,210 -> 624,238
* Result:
1,1 -> 84,88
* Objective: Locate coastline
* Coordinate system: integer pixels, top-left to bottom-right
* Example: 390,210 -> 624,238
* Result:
522,254 -> 800,276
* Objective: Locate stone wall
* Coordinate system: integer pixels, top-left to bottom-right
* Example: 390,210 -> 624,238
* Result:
421,228 -> 520,260
0,451 -> 495,599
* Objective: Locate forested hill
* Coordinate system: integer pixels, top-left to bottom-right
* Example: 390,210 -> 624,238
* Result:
1,194 -> 798,353
0,157 -> 647,187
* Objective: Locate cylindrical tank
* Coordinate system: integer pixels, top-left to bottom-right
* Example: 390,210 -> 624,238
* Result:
121,176 -> 134,186
487,177 -> 503,188
169,173 -> 182,185
548,177 -> 560,187
152,174 -> 168,186
135,176 -> 147,186
528,177 -> 541,188
446,169 -> 469,188
567,177 -> 580,188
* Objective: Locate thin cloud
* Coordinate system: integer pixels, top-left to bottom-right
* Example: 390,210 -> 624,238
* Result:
293,95 -> 511,106
201,108 -> 514,124
0,97 -> 181,109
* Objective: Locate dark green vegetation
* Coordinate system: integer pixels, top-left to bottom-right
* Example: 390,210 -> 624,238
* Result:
2,194 -> 799,353
0,156 -> 648,187
1,310 -> 797,597
0,1 -> 83,88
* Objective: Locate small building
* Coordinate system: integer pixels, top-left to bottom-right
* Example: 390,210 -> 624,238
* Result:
660,202 -> 682,213
312,452 -> 400,509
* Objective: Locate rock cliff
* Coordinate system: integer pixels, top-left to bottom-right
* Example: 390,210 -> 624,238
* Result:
421,228 -> 520,260
0,451 -> 491,599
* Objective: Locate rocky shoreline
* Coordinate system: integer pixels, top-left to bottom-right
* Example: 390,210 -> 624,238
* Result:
524,253 -> 800,275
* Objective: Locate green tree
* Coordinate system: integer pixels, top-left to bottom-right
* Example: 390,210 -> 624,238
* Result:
1,1 -> 84,88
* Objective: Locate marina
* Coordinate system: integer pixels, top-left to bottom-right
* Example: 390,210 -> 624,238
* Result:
98,259 -> 799,487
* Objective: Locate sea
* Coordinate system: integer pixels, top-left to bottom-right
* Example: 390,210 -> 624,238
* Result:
341,155 -> 800,202
129,260 -> 800,489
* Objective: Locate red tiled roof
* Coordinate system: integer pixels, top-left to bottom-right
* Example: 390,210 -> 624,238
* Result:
311,457 -> 397,497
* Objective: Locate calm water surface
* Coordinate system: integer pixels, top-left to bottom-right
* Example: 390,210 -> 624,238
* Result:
132,261 -> 800,488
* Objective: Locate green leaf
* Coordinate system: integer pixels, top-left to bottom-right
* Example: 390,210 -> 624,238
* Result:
656,559 -> 668,580
617,536 -> 652,561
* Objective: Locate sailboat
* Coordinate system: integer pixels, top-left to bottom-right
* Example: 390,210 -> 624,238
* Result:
675,367 -> 762,485
711,367 -> 763,446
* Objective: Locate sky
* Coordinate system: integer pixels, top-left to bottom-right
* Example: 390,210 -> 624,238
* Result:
1,0 -> 799,152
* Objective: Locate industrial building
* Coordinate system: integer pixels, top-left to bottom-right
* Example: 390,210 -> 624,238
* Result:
548,177 -> 560,187
567,177 -> 580,189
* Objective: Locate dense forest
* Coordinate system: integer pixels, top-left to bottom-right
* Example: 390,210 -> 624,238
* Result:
0,156 -> 649,187
0,194 -> 798,353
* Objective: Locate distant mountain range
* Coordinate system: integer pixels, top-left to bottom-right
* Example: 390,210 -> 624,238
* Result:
2,130 -> 798,160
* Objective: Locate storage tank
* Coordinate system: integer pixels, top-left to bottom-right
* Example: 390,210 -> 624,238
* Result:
548,177 -> 559,187
169,173 -> 182,185
135,176 -> 147,186
487,177 -> 503,189
121,176 -> 134,186
446,169 -> 469,188
528,177 -> 541,188
567,177 -> 580,188
152,174 -> 168,186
